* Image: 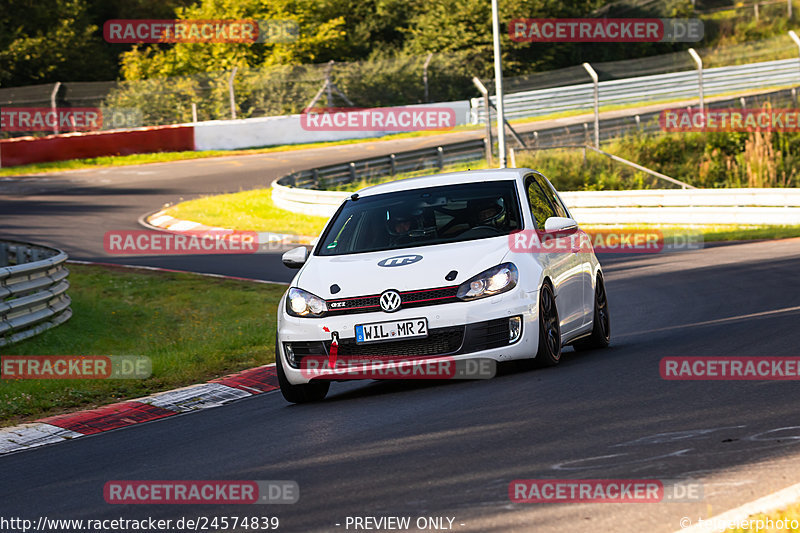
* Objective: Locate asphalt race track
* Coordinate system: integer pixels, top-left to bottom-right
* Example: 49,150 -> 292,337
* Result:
3,139 -> 800,531
2,239 -> 800,531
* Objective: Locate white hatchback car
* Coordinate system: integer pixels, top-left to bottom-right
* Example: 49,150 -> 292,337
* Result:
276,169 -> 610,403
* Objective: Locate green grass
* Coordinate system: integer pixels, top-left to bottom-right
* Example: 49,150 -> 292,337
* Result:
163,188 -> 331,236
722,500 -> 800,532
0,263 -> 286,426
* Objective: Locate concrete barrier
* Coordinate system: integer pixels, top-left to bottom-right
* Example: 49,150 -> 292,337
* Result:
194,101 -> 471,151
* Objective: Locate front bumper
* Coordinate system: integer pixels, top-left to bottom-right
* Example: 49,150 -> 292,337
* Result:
277,288 -> 540,385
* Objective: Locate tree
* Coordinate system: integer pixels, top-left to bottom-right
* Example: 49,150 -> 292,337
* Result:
0,0 -> 112,86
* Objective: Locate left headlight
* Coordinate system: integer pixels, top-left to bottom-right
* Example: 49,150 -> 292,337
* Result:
456,263 -> 518,301
286,287 -> 328,318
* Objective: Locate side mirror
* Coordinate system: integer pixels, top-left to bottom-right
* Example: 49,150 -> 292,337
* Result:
282,246 -> 308,269
543,216 -> 578,236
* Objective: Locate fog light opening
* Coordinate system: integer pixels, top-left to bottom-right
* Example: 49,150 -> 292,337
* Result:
283,343 -> 296,366
509,316 -> 522,343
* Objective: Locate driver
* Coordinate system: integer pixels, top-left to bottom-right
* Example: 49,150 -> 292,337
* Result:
469,197 -> 507,229
386,208 -> 418,245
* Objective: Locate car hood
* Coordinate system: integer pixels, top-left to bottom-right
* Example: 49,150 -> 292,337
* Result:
295,237 -> 512,298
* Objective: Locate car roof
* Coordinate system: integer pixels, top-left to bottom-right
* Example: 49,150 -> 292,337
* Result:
354,168 -> 535,197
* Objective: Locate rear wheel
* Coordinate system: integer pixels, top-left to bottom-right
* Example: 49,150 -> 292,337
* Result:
573,273 -> 610,351
276,341 -> 330,403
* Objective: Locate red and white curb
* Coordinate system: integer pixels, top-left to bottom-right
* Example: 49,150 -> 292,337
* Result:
145,210 -> 317,247
0,363 -> 279,456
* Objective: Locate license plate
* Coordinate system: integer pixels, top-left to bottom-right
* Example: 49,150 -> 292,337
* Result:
355,318 -> 428,344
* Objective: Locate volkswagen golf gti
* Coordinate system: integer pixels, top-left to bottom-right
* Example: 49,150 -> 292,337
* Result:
275,169 -> 610,403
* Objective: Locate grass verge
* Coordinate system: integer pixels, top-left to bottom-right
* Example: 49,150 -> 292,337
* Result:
163,188 -> 331,236
722,500 -> 800,532
0,263 -> 285,427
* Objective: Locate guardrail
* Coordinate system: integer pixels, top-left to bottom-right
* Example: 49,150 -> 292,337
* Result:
471,58 -> 800,123
0,240 -> 72,347
272,170 -> 800,226
277,139 -> 488,190
560,188 -> 800,225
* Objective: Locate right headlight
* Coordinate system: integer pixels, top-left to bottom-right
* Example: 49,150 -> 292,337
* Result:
456,263 -> 518,301
285,287 -> 328,318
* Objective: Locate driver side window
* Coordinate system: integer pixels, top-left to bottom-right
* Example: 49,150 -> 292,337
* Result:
526,176 -> 556,229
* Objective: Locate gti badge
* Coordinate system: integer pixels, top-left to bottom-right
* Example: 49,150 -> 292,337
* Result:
379,290 -> 402,312
377,254 -> 422,267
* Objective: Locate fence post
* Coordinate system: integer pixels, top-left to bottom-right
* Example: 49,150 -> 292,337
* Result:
688,48 -> 704,113
423,52 -> 433,103
50,82 -> 61,135
228,67 -> 238,119
390,154 -> 396,175
437,146 -> 444,169
472,77 -> 494,166
349,162 -> 356,182
491,0 -> 507,168
192,102 -> 198,123
789,31 -> 800,84
582,63 -> 599,148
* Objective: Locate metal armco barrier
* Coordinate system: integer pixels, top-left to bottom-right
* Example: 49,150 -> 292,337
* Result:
273,174 -> 800,226
277,139 -> 487,190
0,240 -> 72,347
471,58 -> 800,123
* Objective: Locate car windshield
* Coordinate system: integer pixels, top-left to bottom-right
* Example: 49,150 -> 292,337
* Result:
316,180 -> 522,256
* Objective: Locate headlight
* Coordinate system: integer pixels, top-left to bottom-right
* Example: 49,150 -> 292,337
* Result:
286,287 -> 328,317
456,263 -> 518,301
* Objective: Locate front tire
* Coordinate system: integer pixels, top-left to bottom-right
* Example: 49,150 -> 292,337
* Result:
573,273 -> 610,351
517,282 -> 562,370
275,341 -> 330,403
534,282 -> 562,367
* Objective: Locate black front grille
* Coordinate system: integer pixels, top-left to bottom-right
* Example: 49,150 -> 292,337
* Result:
284,317 -> 516,370
462,318 -> 510,352
326,285 -> 459,315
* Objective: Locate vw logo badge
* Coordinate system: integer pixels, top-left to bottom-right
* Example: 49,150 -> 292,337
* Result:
379,290 -> 402,313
